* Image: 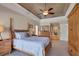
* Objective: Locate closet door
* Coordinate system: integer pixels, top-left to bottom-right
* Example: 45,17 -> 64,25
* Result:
68,4 -> 78,55
69,11 -> 77,44
72,10 -> 77,44
75,4 -> 79,53
68,15 -> 74,45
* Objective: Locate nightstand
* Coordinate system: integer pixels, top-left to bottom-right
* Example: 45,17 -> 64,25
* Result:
0,39 -> 12,56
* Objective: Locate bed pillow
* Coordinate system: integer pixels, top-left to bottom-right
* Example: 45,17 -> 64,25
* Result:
15,32 -> 29,39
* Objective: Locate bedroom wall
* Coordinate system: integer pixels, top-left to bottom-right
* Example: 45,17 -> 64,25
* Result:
60,23 -> 68,41
0,5 -> 39,39
40,16 -> 68,41
40,16 -> 67,25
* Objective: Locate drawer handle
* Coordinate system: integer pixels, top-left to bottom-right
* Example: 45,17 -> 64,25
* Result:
70,29 -> 72,31
70,49 -> 72,52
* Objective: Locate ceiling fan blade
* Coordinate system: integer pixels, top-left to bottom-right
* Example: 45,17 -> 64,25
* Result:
40,9 -> 43,12
48,8 -> 53,11
49,12 -> 54,14
44,15 -> 47,18
37,13 -> 43,15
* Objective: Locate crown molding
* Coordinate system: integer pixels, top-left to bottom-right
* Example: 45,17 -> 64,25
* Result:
65,3 -> 76,17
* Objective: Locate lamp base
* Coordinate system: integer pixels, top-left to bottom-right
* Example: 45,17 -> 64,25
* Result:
0,33 -> 3,40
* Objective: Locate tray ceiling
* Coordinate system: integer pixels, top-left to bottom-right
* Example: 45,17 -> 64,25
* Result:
19,3 -> 70,19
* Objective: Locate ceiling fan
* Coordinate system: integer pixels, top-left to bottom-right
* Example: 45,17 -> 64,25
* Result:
38,3 -> 55,16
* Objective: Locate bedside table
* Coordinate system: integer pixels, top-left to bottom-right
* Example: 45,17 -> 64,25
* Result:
0,39 -> 12,56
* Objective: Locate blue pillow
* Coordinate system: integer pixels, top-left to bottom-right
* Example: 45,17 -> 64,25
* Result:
15,32 -> 29,39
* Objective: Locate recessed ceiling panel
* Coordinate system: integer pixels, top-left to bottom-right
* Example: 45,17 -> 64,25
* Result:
19,3 -> 70,19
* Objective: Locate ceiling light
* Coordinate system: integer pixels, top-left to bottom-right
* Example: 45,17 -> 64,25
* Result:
43,11 -> 48,16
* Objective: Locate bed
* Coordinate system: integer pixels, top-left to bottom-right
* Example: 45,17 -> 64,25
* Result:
12,30 -> 51,56
9,18 -> 51,56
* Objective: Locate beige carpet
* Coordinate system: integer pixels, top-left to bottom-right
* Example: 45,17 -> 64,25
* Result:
46,40 -> 69,56
6,40 -> 69,56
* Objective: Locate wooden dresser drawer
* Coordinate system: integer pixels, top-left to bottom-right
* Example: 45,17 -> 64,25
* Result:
0,41 -> 4,46
0,39 -> 11,56
4,45 -> 11,49
0,46 -> 11,52
0,50 -> 10,55
4,40 -> 11,44
0,47 -> 4,52
50,35 -> 59,40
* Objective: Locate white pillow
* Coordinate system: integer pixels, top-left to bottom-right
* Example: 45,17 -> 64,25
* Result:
1,31 -> 11,39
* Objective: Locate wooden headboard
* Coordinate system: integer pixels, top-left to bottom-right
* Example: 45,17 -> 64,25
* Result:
14,29 -> 29,32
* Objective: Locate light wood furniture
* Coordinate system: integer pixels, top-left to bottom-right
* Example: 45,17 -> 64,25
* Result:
50,35 -> 59,40
0,39 -> 11,56
68,4 -> 79,56
39,31 -> 50,37
39,30 -> 59,41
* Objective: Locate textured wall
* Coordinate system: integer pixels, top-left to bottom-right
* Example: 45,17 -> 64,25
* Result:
0,5 -> 38,39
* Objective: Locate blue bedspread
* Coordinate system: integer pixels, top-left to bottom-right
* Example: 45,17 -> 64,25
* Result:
13,36 -> 50,56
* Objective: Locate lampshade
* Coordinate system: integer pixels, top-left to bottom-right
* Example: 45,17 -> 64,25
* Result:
0,25 -> 4,32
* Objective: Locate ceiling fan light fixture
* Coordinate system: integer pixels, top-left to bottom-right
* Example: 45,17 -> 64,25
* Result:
43,11 -> 48,16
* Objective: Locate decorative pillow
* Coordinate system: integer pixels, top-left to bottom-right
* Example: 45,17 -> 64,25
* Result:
15,32 -> 29,39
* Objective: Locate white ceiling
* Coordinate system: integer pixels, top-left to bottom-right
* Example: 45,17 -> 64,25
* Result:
19,3 -> 70,19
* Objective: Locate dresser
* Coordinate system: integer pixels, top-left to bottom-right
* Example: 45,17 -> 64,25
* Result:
50,35 -> 59,40
0,39 -> 12,56
68,4 -> 79,55
39,31 -> 50,37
